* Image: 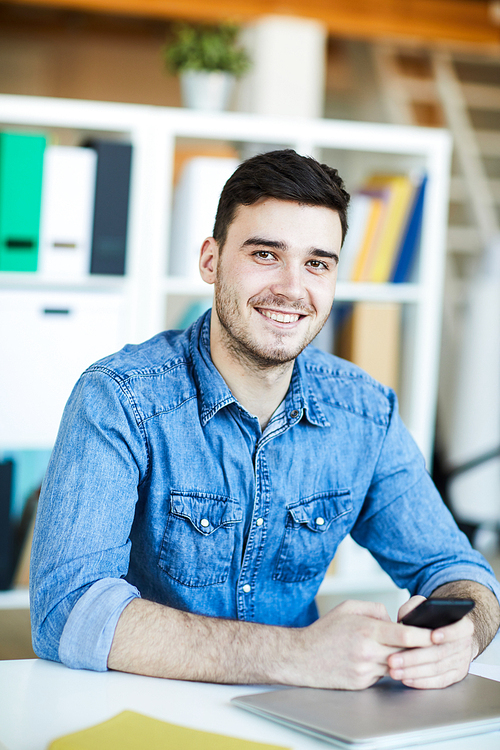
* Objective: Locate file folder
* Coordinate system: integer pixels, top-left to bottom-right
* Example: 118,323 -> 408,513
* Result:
86,140 -> 132,276
39,146 -> 97,279
169,156 -> 239,279
0,132 -> 46,272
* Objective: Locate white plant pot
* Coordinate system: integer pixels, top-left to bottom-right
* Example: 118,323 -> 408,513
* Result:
180,71 -> 235,111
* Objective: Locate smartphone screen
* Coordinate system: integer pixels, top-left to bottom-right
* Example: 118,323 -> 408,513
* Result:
400,598 -> 475,629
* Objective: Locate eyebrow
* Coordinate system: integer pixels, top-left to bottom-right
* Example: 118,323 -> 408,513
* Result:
242,237 -> 287,251
242,236 -> 339,263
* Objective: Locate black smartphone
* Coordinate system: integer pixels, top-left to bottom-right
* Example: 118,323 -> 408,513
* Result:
400,598 -> 475,629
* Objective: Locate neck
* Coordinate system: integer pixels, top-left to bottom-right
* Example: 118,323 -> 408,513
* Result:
209,315 -> 294,430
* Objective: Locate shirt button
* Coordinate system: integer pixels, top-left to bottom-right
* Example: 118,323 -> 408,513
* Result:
316,516 -> 325,526
290,409 -> 299,419
242,584 -> 251,593
256,518 -> 264,526
200,518 -> 209,527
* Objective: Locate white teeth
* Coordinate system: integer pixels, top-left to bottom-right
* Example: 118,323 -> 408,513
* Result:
261,310 -> 300,323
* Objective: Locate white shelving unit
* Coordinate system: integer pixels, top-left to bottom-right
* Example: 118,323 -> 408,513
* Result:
0,94 -> 452,609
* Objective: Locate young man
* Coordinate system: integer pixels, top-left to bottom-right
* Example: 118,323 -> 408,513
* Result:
30,150 -> 500,690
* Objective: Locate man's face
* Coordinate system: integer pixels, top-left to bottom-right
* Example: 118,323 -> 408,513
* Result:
201,198 -> 342,369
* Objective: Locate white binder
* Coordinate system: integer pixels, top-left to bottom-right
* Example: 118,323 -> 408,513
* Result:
39,146 -> 97,279
169,157 -> 239,279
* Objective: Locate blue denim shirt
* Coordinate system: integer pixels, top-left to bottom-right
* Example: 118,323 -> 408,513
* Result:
30,310 -> 500,671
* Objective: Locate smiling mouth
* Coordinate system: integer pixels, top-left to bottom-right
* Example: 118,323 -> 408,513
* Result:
257,309 -> 303,324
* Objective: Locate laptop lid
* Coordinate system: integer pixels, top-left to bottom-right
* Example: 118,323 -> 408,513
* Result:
232,675 -> 500,749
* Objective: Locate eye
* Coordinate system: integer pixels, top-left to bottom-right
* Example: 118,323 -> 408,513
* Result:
307,259 -> 328,270
254,250 -> 275,261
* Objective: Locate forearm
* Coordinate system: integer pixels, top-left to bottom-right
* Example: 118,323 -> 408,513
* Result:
107,597 -> 297,684
108,598 -> 437,689
430,580 -> 500,657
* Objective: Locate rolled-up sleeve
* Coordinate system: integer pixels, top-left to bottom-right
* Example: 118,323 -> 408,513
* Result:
30,366 -> 148,670
351,394 -> 500,604
58,578 -> 140,671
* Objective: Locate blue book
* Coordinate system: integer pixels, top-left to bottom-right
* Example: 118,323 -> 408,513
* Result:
390,174 -> 427,284
0,460 -> 14,590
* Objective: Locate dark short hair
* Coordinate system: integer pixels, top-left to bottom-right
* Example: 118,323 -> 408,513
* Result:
213,149 -> 350,250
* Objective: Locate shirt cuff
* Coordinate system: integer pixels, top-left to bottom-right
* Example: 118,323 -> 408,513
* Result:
418,565 -> 500,605
58,578 -> 140,671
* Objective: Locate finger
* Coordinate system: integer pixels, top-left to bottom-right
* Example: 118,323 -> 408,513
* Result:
431,615 -> 474,645
395,652 -> 470,687
388,638 -> 474,689
400,665 -> 468,690
397,595 -> 426,622
376,621 -> 433,650
388,636 -> 472,671
347,662 -> 391,691
388,638 -> 473,668
361,641 -> 407,667
391,654 -> 470,683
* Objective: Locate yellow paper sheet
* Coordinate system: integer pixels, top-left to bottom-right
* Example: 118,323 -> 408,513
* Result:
49,710 -> 290,750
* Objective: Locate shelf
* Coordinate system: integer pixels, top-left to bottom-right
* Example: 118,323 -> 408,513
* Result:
0,94 -> 452,607
0,272 -> 423,302
0,588 -> 30,610
335,282 -> 422,303
162,277 -> 214,296
162,277 -> 422,303
0,271 -> 127,292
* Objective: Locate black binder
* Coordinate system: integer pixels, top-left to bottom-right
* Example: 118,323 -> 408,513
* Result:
0,460 -> 14,590
86,140 -> 132,276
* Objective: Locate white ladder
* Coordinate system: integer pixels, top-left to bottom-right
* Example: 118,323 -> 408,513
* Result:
373,44 -> 500,536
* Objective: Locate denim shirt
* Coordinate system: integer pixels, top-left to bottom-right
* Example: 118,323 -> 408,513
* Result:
30,310 -> 500,672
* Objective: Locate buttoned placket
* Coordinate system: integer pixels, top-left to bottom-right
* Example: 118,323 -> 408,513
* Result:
236,406 -> 303,620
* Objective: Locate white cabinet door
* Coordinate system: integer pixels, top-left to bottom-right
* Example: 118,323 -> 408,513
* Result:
0,290 -> 128,449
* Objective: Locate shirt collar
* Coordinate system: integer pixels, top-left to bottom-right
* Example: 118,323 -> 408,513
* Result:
189,310 -> 236,426
189,309 -> 330,429
292,352 -> 331,428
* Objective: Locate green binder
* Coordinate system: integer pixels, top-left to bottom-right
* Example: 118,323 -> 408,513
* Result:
0,132 -> 46,272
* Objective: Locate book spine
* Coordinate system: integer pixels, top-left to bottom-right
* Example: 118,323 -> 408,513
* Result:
338,301 -> 401,392
351,197 -> 384,282
39,146 -> 97,280
369,177 -> 414,283
0,133 -> 46,273
87,141 -> 132,276
391,175 -> 427,284
169,157 -> 239,280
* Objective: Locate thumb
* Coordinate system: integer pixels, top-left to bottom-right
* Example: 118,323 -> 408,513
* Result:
398,595 -> 426,622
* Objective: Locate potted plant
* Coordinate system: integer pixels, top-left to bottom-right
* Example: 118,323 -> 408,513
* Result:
163,22 -> 251,111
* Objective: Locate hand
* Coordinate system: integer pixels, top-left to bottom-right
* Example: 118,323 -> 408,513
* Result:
294,599 -> 433,690
387,596 -> 476,689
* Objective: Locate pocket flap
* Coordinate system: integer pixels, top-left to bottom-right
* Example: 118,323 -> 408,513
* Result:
288,490 -> 352,531
170,490 -> 243,535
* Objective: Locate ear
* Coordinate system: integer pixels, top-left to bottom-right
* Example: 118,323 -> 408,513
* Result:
199,237 -> 219,284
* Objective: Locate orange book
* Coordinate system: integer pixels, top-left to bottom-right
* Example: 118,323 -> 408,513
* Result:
350,196 -> 385,282
364,175 -> 414,283
338,302 -> 401,393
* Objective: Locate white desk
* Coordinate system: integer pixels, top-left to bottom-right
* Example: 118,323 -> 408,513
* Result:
1,637 -> 500,750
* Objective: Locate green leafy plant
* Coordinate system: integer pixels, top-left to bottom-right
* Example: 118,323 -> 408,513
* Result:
163,23 -> 251,77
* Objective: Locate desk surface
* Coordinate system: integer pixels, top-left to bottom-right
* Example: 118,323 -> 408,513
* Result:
1,636 -> 500,750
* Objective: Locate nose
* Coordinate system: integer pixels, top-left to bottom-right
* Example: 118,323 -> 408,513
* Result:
269,261 -> 305,303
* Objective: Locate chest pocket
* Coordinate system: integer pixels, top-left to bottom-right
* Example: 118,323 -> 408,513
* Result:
158,490 -> 243,587
273,490 -> 353,583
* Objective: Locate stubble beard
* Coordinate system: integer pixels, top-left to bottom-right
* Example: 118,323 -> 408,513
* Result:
214,272 -> 331,371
